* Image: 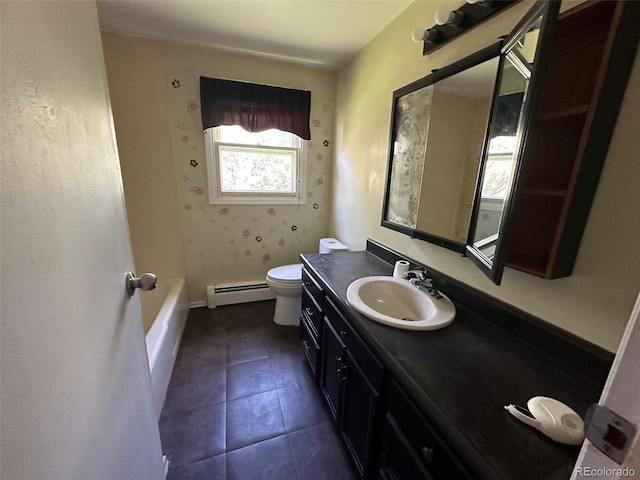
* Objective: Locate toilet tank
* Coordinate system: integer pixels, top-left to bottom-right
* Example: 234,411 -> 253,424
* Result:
319,238 -> 348,254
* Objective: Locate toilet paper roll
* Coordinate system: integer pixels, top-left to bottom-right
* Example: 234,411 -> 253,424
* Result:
393,260 -> 410,278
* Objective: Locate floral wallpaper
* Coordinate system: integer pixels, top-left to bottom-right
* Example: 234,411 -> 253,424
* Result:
385,84 -> 432,229
166,68 -> 334,298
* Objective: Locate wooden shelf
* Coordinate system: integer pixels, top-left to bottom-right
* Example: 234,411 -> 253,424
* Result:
505,257 -> 547,277
520,188 -> 567,197
505,0 -> 640,279
537,104 -> 589,122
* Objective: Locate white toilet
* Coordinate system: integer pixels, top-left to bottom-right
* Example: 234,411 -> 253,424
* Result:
266,238 -> 348,325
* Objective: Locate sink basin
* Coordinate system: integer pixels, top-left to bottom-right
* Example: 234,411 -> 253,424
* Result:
346,276 -> 455,330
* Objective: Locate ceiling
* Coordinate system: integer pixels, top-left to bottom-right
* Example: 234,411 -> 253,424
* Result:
97,0 -> 414,68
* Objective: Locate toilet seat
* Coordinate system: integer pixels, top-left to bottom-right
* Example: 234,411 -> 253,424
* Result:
266,263 -> 302,284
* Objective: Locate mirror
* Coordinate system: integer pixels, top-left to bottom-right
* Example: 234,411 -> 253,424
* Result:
466,0 -> 559,284
382,44 -> 502,252
383,77 -> 434,233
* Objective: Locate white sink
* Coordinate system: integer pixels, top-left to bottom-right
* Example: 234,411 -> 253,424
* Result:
346,276 -> 455,331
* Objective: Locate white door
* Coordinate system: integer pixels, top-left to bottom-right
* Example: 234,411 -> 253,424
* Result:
0,2 -> 165,480
571,291 -> 640,479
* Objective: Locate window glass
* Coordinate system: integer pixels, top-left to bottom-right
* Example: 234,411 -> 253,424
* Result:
204,126 -> 307,205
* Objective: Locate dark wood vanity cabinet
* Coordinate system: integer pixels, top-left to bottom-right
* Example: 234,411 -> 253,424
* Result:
505,0 -> 640,278
321,297 -> 383,478
319,313 -> 346,420
379,413 -> 433,480
302,266 -> 468,479
300,269 -> 324,377
379,380 -> 471,480
301,247 -> 614,480
300,265 -> 385,478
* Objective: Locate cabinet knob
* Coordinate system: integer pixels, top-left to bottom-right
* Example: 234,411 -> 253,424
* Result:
420,446 -> 435,463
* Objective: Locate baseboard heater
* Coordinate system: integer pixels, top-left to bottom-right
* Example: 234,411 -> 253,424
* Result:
207,282 -> 275,308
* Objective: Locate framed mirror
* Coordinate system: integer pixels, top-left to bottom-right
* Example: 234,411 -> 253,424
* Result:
382,43 -> 502,252
466,0 -> 560,284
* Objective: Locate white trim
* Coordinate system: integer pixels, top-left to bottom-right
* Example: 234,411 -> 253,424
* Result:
206,282 -> 276,308
204,128 -> 307,205
571,291 -> 640,478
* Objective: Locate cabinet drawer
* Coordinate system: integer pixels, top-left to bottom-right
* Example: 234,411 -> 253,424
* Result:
302,288 -> 322,339
380,412 -> 433,480
386,380 -> 471,480
325,297 -> 384,391
302,268 -> 323,308
300,314 -> 320,377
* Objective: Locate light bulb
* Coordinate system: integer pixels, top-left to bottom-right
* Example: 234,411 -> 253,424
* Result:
434,8 -> 464,27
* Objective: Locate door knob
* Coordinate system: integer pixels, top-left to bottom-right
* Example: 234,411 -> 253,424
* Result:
126,272 -> 157,296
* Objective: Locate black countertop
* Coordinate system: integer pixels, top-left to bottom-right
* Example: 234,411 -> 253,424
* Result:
301,249 -> 610,480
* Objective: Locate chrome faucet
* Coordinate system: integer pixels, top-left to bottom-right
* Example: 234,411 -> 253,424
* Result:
404,269 -> 442,299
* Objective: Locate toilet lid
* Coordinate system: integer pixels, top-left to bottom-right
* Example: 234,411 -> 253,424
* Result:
267,263 -> 303,282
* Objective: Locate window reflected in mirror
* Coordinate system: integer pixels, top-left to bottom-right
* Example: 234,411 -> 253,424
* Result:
382,46 -> 501,252
472,59 -> 527,254
466,0 -> 559,284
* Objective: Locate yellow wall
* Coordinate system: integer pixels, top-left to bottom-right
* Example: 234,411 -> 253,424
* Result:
102,33 -> 337,304
333,0 -> 640,352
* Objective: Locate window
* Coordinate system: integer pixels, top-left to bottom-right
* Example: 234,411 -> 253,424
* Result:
481,135 -> 517,201
204,125 -> 307,205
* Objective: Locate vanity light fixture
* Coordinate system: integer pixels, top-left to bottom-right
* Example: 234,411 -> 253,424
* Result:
434,7 -> 464,27
411,27 -> 438,44
416,0 -> 517,55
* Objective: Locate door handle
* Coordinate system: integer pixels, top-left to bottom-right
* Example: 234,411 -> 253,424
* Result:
126,272 -> 157,296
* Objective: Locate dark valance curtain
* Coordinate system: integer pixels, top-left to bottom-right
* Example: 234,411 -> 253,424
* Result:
200,77 -> 311,140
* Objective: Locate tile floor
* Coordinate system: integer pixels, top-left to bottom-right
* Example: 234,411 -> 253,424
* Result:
159,300 -> 358,480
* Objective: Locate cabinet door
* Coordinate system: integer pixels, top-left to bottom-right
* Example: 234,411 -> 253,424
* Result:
341,350 -> 380,478
300,313 -> 320,377
379,413 -> 434,480
320,316 -> 346,422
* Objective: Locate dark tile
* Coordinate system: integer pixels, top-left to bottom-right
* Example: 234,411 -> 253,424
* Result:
223,301 -> 276,333
269,352 -> 311,388
226,390 -> 286,451
181,316 -> 227,347
288,421 -> 358,480
163,366 -> 226,414
226,358 -> 276,401
167,453 -> 225,480
176,342 -> 227,369
264,326 -> 302,355
161,301 -> 355,480
160,403 -> 226,467
183,307 -> 211,323
226,435 -> 296,480
226,333 -> 270,365
278,382 -> 331,432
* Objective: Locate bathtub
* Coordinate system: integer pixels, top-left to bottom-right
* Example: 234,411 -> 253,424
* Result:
142,277 -> 189,419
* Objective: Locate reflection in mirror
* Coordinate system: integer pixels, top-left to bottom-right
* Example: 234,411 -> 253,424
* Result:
416,57 -> 499,243
466,0 -> 558,284
386,82 -> 433,229
471,58 -> 527,256
382,44 -> 501,252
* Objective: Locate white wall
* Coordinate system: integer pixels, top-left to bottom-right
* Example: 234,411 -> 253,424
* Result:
0,2 -> 164,479
332,0 -> 640,352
